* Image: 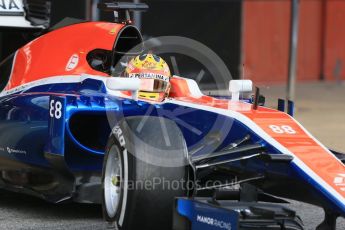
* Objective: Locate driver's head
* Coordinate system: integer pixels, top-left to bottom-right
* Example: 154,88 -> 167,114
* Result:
124,53 -> 171,102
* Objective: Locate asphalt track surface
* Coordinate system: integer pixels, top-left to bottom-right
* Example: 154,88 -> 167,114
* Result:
0,188 -> 344,230
1,82 -> 345,229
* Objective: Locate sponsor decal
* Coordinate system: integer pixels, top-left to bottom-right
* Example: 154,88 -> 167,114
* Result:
334,174 -> 345,191
0,0 -> 23,16
0,75 -> 111,97
112,125 -> 126,147
128,73 -> 169,82
6,147 -> 27,155
0,0 -> 21,12
66,54 -> 79,71
142,60 -> 157,69
2,79 -> 41,96
196,215 -> 232,230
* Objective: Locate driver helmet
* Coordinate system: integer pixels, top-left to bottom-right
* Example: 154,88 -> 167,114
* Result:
124,53 -> 171,102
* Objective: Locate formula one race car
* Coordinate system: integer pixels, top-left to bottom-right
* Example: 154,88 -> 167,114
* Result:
0,2 -> 345,230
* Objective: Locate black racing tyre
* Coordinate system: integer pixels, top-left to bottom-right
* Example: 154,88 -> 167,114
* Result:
102,116 -> 189,230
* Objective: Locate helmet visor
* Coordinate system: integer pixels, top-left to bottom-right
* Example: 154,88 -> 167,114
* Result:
140,78 -> 169,93
128,73 -> 170,93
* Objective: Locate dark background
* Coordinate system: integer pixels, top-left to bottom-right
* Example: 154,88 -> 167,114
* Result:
139,1 -> 241,78
0,0 -> 87,61
0,0 -> 241,82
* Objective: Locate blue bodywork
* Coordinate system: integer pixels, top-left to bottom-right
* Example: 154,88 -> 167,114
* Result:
0,77 -> 344,219
175,198 -> 239,230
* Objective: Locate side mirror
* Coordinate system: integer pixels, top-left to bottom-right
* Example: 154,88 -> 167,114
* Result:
106,77 -> 141,100
229,80 -> 253,101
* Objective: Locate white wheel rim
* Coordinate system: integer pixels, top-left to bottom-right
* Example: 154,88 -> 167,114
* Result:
104,145 -> 122,218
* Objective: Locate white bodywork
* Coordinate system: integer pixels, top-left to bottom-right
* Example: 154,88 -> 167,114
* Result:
0,0 -> 45,29
229,80 -> 253,101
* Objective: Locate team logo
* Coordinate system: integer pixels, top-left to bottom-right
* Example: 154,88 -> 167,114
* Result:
142,60 -> 156,69
128,73 -> 169,82
6,147 -> 26,155
334,174 -> 345,191
65,54 -> 79,71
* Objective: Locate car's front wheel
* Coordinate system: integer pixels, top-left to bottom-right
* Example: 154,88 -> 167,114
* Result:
102,117 -> 189,230
103,143 -> 123,221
